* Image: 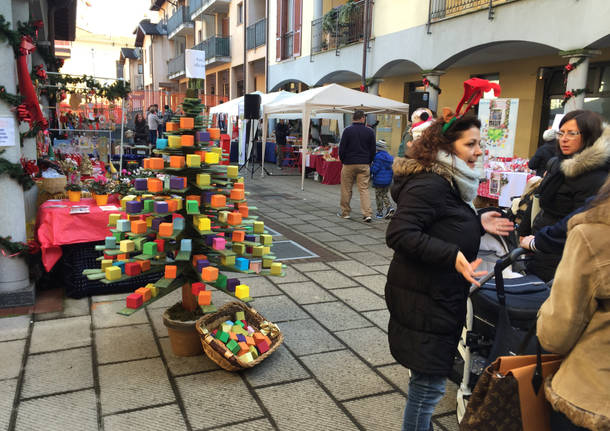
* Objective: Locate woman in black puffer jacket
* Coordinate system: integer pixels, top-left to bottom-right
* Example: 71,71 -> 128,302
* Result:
519,110 -> 609,282
385,111 -> 514,431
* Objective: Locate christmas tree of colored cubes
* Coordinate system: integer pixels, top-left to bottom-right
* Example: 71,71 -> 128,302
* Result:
82,89 -> 285,316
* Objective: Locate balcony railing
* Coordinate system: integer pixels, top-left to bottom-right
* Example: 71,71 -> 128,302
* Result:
193,36 -> 230,62
189,0 -> 231,20
168,53 -> 185,78
167,6 -> 193,38
428,0 -> 518,24
246,18 -> 267,50
311,0 -> 366,55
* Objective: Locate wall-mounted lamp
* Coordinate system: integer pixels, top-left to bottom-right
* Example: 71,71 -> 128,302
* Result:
537,67 -> 550,80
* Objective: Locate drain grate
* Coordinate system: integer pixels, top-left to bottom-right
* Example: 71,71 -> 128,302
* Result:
270,240 -> 319,261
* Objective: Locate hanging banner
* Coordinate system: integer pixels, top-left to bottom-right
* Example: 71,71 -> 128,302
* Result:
0,117 -> 16,147
478,98 -> 519,158
185,49 -> 206,79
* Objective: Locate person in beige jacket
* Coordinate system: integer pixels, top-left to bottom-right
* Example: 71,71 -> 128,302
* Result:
537,176 -> 610,431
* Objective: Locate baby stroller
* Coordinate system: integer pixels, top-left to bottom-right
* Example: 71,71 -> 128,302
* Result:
455,247 -> 551,422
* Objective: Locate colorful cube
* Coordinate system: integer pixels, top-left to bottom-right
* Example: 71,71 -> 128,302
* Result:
168,135 -> 181,148
173,216 -> 185,230
145,283 -> 158,297
134,178 -> 148,191
248,345 -> 259,359
235,258 -> 249,271
232,243 -> 246,255
226,278 -> 239,292
216,273 -> 227,289
196,173 -> 211,187
202,266 -> 218,282
116,219 -> 131,232
230,189 -> 245,201
139,259 -> 151,272
227,212 -> 242,226
180,117 -> 194,129
255,339 -> 270,354
131,220 -> 147,234
191,282 -> 205,296
218,211 -> 229,223
192,253 -> 207,266
165,265 -> 177,279
143,199 -> 155,213
215,330 -> 229,343
260,234 -> 272,245
212,237 -> 226,250
159,223 -> 173,237
237,342 -> 249,356
253,221 -> 264,234
101,259 -> 113,270
147,178 -> 163,192
169,156 -> 185,168
125,262 -> 141,276
235,284 -> 249,299
221,255 -> 235,266
126,293 -> 143,309
105,266 -> 122,281
105,236 -> 116,249
210,194 -> 226,208
149,158 -> 164,169
232,231 -> 245,242
252,246 -> 264,257
270,262 -> 283,275
197,217 -> 211,231
263,256 -> 275,268
120,240 -> 135,253
165,122 -> 178,131
180,239 -> 192,252
187,200 -> 199,214
186,154 -> 201,167
226,339 -> 240,355
238,205 -> 249,218
205,152 -> 219,164
143,242 -> 158,256
154,239 -> 165,252
156,138 -> 168,149
108,213 -> 121,227
227,165 -> 238,178
181,134 -> 194,147
198,290 -> 212,306
196,259 -> 210,273
249,261 -> 262,273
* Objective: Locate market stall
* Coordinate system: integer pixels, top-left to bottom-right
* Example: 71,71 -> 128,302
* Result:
262,84 -> 409,190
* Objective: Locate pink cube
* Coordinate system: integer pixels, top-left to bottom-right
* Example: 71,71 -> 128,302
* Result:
191,282 -> 205,296
212,237 -> 226,250
126,293 -> 143,309
249,261 -> 262,273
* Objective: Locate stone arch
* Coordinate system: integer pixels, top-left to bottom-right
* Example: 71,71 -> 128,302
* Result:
270,78 -> 309,92
371,59 -> 422,79
314,70 -> 362,87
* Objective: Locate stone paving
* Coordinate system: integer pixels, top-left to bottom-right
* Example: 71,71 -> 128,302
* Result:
0,167 -> 459,431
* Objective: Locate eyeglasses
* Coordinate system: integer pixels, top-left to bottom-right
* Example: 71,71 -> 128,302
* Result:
556,131 -> 581,139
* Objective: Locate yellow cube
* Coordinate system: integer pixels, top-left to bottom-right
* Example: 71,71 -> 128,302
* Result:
263,246 -> 271,255
120,240 -> 135,252
252,246 -> 264,257
145,216 -> 153,228
249,345 -> 259,359
218,211 -> 229,223
121,195 -> 136,211
186,154 -> 201,167
108,213 -> 121,227
197,217 -> 211,231
196,173 -> 211,187
101,259 -> 113,270
211,147 -> 222,155
253,221 -> 264,234
260,234 -> 272,245
168,135 -> 181,148
173,197 -> 183,211
235,284 -> 249,299
221,255 -> 236,266
145,283 -> 158,297
205,152 -> 219,164
270,262 -> 282,275
142,193 -> 154,200
227,165 -> 238,178
105,266 -> 122,281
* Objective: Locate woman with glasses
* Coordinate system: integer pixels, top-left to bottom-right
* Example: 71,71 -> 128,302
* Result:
518,110 -> 609,281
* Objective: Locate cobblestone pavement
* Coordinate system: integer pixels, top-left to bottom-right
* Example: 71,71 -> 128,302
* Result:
0,167 -> 459,431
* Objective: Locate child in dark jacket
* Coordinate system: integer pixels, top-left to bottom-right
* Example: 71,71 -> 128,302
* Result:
371,140 -> 395,218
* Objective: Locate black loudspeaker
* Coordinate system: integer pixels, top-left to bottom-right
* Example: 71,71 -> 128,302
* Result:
244,93 -> 261,119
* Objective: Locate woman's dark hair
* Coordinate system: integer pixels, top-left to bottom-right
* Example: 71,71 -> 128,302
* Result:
559,110 -> 603,151
411,111 -> 481,166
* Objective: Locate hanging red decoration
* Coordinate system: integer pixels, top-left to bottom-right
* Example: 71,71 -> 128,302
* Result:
16,36 -> 48,130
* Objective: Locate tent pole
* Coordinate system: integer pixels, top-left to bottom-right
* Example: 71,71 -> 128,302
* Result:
301,110 -> 310,191
261,114 -> 267,177
119,97 -> 125,174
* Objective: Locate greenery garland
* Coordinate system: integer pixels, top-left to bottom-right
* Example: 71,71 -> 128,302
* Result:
0,85 -> 23,107
48,74 -> 131,101
0,15 -> 39,57
561,88 -> 587,107
0,149 -> 35,190
422,78 -> 442,95
563,57 -> 587,84
0,235 -> 29,257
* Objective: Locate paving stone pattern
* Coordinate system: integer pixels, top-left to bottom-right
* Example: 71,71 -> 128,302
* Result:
0,172 -> 460,430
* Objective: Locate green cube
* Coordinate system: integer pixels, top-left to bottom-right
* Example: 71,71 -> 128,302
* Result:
226,339 -> 240,354
186,200 -> 199,214
134,237 -> 146,251
235,311 -> 245,321
216,273 -> 227,289
143,242 -> 158,255
215,330 -> 229,343
234,320 -> 245,328
113,231 -> 125,242
143,199 -> 154,213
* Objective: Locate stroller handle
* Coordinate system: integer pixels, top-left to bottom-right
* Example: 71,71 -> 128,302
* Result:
471,247 -> 530,296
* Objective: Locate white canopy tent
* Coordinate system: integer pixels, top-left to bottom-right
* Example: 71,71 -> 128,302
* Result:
261,83 -> 410,189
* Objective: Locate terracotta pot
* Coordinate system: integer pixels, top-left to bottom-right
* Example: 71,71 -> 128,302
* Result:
163,310 -> 203,357
67,190 -> 81,202
94,194 -> 108,206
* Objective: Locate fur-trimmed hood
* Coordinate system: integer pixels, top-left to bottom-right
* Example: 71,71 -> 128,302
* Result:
392,157 -> 453,184
561,125 -> 610,177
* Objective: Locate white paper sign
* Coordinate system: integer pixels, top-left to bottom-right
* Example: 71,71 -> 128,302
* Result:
185,49 -> 206,79
478,98 -> 519,158
0,116 -> 16,147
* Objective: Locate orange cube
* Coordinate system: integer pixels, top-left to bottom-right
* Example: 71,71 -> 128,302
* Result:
233,183 -> 245,191
186,195 -> 201,205
139,259 -> 151,272
238,206 -> 249,218
238,342 -> 249,355
253,333 -> 266,342
135,287 -> 152,302
143,158 -> 151,169
202,266 -> 218,282
230,189 -> 245,201
195,150 -> 206,159
131,220 -> 147,234
227,212 -> 242,226
208,128 -> 220,140
170,156 -> 185,168
180,117 -> 194,129
166,122 -> 178,131
164,265 -> 177,279
147,178 -> 163,192
232,230 -> 245,242
210,194 -> 226,208
181,135 -> 194,147
191,253 -> 207,266
245,336 -> 255,346
229,332 -> 238,341
149,158 -> 164,170
166,199 -> 178,213
117,253 -> 129,260
197,290 -> 212,305
159,222 -> 173,237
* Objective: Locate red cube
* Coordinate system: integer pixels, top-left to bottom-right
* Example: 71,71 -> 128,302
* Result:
191,282 -> 205,296
103,253 -> 114,260
126,293 -> 143,309
154,239 -> 165,252
255,339 -> 270,354
125,262 -> 142,276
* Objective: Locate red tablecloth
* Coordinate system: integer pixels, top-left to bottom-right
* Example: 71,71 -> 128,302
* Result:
36,197 -> 121,271
316,159 -> 342,185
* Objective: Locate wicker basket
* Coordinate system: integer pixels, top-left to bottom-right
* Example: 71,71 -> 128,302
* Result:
195,302 -> 284,372
39,176 -> 67,194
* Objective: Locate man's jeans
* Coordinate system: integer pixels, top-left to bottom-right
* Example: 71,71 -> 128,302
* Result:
402,371 -> 446,431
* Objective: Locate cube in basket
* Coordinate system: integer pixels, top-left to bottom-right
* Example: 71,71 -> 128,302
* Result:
195,302 -> 283,371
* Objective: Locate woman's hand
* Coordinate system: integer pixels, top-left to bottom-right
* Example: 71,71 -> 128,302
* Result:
481,211 -> 514,236
520,235 -> 535,250
455,252 -> 487,287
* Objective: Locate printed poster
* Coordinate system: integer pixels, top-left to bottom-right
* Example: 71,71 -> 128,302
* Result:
185,49 -> 206,79
0,116 -> 16,147
478,98 -> 519,158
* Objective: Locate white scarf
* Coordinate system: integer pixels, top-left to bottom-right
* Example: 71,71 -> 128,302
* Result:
436,151 -> 479,209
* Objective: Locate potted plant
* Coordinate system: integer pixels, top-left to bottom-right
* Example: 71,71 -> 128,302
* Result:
88,177 -> 109,205
65,183 -> 82,202
163,282 -> 205,357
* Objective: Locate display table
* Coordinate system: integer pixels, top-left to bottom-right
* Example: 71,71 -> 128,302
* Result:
299,152 -> 342,185
36,197 -> 121,272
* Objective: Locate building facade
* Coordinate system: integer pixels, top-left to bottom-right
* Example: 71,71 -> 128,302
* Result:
268,0 -> 610,157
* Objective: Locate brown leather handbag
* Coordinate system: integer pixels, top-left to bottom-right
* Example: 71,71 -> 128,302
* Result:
460,351 -> 562,431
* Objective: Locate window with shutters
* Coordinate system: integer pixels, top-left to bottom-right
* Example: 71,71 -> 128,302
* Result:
276,0 -> 301,61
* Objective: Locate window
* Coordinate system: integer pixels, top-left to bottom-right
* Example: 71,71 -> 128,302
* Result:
137,63 -> 143,74
116,61 -> 124,79
197,29 -> 202,43
237,3 -> 243,25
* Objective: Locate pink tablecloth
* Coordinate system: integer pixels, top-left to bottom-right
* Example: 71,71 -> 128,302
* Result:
36,197 -> 121,271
